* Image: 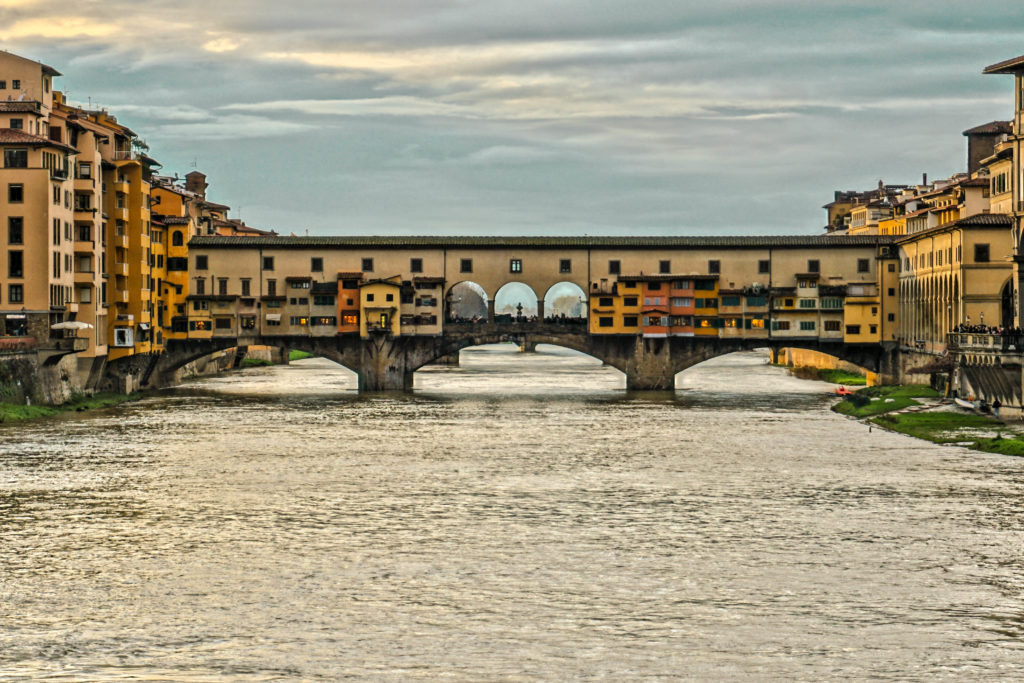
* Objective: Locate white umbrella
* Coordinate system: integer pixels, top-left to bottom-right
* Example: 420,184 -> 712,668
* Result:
50,321 -> 94,330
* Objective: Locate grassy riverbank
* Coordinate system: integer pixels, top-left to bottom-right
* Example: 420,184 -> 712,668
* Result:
833,385 -> 1024,456
0,392 -> 141,424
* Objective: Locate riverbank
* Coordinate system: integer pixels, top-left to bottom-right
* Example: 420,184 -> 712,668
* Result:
833,385 -> 1024,457
0,392 -> 142,424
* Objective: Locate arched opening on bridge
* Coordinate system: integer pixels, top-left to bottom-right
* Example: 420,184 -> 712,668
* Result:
543,282 -> 587,324
447,281 -> 489,322
414,341 -> 625,394
494,282 -> 539,322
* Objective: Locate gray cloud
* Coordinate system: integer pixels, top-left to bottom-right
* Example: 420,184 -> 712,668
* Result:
0,1 -> 1017,234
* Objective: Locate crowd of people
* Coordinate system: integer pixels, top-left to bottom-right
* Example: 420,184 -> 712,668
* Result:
953,323 -> 1023,336
446,314 -> 587,325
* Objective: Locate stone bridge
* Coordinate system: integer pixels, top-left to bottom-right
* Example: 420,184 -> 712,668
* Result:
109,323 -> 899,393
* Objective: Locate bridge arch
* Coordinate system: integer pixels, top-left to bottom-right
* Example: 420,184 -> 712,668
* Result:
543,281 -> 587,321
446,280 -> 490,322
494,281 -> 540,320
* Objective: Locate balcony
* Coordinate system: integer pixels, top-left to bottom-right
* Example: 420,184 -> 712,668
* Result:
947,332 -> 1024,352
112,262 -> 129,276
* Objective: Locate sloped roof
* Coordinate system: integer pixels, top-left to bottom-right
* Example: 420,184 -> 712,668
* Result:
0,128 -> 76,152
190,234 -> 896,250
983,55 -> 1024,74
962,120 -> 1012,135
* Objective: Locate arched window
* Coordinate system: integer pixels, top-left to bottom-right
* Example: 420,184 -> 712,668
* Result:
172,231 -> 184,246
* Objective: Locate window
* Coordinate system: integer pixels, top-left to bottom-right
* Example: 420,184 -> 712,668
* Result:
659,260 -> 670,274
608,260 -> 620,275
362,257 -> 374,272
7,183 -> 22,202
410,258 -> 422,273
0,81 -> 5,89
974,244 -> 990,263
79,162 -> 92,179
311,257 -> 323,272
708,260 -> 720,274
758,259 -> 770,274
195,279 -> 206,295
290,280 -> 311,289
218,279 -> 228,295
720,296 -> 741,306
624,296 -> 638,306
870,325 -> 877,334
746,296 -> 766,307
510,258 -> 522,273
366,293 -> 375,302
313,295 -> 335,306
385,293 -> 394,302
171,231 -> 184,247
263,256 -> 274,271
887,313 -> 895,322
773,320 -> 791,331
784,298 -> 794,307
623,315 -> 638,327
215,317 -> 232,330
12,79 -> 20,89
290,316 -> 309,326
807,259 -> 820,273
644,315 -> 662,326
648,282 -> 662,291
195,255 -> 208,270
560,259 -> 571,273
820,298 -> 842,309
671,297 -> 693,307
857,258 -> 871,273
460,258 -> 472,273
887,263 -> 896,272
9,284 -> 23,303
845,324 -> 861,335
824,320 -> 841,331
887,287 -> 895,296
799,299 -> 816,309
871,306 -> 878,316
599,297 -> 613,307
241,280 -> 251,296
8,251 -> 23,277
598,316 -> 614,328
799,321 -> 815,331
4,148 -> 26,168
312,316 -> 336,326
8,217 -> 22,244
9,118 -> 21,130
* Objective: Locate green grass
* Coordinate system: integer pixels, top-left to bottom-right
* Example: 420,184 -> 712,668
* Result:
832,384 -> 940,418
817,369 -> 867,386
240,358 -> 273,367
870,412 -> 1024,457
289,350 -> 314,361
0,392 -> 140,424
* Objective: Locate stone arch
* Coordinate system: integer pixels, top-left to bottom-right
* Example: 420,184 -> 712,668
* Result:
542,281 -> 587,321
446,280 -> 490,322
494,281 -> 540,320
1001,276 -> 1015,328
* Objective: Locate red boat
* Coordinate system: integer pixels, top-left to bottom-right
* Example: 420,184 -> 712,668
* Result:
835,386 -> 854,396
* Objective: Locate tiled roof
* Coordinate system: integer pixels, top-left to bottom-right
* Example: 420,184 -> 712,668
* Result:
154,215 -> 190,225
962,120 -> 1012,135
618,273 -> 718,282
190,234 -> 897,250
0,128 -> 76,152
983,55 -> 1024,74
0,101 -> 42,113
896,212 -> 1012,243
336,272 -> 363,279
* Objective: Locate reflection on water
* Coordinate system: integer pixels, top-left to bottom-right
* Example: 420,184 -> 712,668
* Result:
2,345 -> 1024,680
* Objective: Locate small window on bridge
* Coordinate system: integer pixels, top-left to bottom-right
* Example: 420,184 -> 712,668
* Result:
599,316 -> 613,327
362,258 -> 374,272
410,258 -> 423,273
624,296 -> 638,306
195,255 -> 208,270
845,324 -> 861,335
974,244 -> 989,263
510,259 -> 522,273
659,260 -> 670,274
758,260 -> 769,274
311,257 -> 323,272
608,260 -> 620,274
560,259 -> 571,273
807,259 -> 820,273
623,316 -> 638,327
460,258 -> 473,273
599,297 -> 613,306
708,260 -> 720,274
263,256 -> 274,271
857,258 -> 871,273
824,320 -> 841,331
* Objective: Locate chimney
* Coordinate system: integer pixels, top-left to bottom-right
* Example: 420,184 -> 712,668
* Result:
922,172 -> 927,186
185,170 -> 208,199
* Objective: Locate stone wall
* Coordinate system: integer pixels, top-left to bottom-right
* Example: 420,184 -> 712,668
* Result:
773,347 -> 879,385
0,351 -> 83,406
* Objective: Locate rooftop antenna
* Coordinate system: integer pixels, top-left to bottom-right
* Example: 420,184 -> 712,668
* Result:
190,157 -> 197,168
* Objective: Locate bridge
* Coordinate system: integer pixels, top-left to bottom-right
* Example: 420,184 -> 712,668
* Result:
103,234 -> 901,392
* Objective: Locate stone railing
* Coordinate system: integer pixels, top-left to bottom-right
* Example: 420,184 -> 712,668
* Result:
947,333 -> 1024,352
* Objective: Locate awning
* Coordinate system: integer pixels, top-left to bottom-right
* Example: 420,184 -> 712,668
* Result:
266,313 -> 281,321
137,322 -> 150,330
6,314 -> 26,319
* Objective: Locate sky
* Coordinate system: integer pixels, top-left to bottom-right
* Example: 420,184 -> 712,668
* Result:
2,0 -> 1022,236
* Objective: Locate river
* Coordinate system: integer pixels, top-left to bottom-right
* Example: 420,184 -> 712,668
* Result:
2,346 -> 1023,680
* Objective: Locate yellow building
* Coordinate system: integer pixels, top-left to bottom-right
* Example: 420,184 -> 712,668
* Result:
360,277 -> 402,337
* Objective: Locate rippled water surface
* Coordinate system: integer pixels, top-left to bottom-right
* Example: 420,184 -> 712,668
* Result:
2,346 -> 1024,680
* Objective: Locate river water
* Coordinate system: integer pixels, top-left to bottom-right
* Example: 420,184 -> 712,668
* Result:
2,346 -> 1024,680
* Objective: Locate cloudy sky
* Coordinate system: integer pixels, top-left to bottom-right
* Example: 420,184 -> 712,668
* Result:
2,0 -> 1022,235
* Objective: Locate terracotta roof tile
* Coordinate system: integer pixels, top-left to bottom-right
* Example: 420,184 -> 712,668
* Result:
0,128 -> 76,152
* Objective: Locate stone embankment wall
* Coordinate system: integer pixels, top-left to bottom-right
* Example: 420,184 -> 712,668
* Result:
772,347 -> 879,385
0,351 -> 82,406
